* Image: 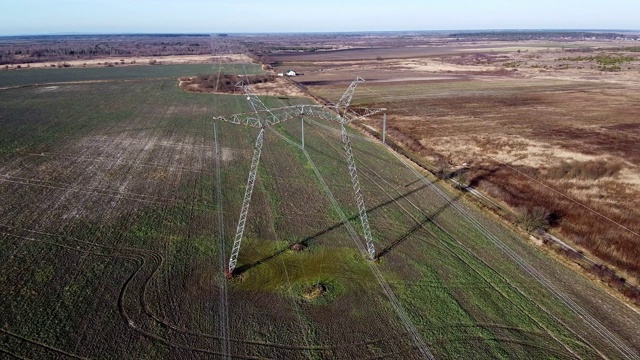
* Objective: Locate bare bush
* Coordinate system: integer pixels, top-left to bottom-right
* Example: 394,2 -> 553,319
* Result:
515,206 -> 552,232
557,247 -> 583,261
589,264 -> 617,281
434,157 -> 452,179
621,286 -> 640,305
183,74 -> 275,93
453,171 -> 469,189
387,126 -> 419,149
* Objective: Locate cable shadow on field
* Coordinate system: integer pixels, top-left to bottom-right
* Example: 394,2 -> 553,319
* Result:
305,119 -> 394,165
376,191 -> 464,259
403,178 -> 424,188
233,181 -> 433,275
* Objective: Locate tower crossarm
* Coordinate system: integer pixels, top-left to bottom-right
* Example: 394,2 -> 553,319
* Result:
215,105 -> 303,128
297,105 -> 343,124
343,107 -> 387,123
214,113 -> 262,128
294,104 -> 385,124
335,76 -> 365,116
234,81 -> 283,127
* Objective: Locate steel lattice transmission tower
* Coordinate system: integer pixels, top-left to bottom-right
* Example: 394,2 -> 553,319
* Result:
341,112 -> 376,259
216,77 -> 384,277
304,77 -> 385,261
215,82 -> 304,277
338,79 -> 388,259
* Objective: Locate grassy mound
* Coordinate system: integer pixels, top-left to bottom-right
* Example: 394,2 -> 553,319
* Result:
301,283 -> 327,301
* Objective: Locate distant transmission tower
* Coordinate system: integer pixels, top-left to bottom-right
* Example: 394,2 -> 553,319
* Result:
216,77 -> 384,277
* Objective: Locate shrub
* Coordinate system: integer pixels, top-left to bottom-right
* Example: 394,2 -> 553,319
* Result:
557,247 -> 583,261
434,157 -> 452,179
515,206 -> 551,232
588,264 -> 617,281
453,171 -> 469,189
185,74 -> 275,93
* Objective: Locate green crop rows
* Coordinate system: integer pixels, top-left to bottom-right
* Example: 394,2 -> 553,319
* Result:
0,63 -> 264,88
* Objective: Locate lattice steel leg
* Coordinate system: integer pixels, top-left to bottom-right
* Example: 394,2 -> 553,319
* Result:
301,116 -> 305,149
382,112 -> 386,144
227,128 -> 266,276
341,124 -> 376,260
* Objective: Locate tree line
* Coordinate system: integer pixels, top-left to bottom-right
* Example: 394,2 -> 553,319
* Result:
0,34 -> 234,65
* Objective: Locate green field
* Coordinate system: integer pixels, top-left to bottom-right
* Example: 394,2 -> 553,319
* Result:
1,64 -> 639,359
0,63 -> 264,88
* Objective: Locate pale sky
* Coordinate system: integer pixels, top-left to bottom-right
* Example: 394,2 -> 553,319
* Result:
1,0 -> 638,36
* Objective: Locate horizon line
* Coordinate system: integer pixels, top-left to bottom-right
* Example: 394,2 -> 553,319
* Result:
2,28 -> 640,38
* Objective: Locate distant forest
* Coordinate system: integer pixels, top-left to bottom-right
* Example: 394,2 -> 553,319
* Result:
0,34 -> 243,65
450,31 -> 640,41
2,31 -> 639,66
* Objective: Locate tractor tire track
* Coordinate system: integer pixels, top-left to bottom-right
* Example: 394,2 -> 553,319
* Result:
23,151 -> 209,174
2,225 -> 408,357
214,122 -> 232,359
0,329 -> 88,360
0,346 -> 29,360
352,159 -> 605,358
0,175 -> 217,212
301,145 -> 435,359
389,150 -> 639,359
356,163 -> 586,359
